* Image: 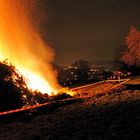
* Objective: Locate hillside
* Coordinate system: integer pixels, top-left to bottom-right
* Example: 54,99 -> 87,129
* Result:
0,77 -> 140,140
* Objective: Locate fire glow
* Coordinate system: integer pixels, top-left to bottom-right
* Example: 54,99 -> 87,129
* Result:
0,0 -> 61,95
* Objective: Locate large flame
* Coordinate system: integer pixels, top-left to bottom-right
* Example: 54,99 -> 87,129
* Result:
0,1 -> 61,95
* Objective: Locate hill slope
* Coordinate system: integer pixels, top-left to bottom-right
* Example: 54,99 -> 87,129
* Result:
0,77 -> 140,140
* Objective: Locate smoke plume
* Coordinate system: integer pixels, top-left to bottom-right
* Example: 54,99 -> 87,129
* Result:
0,0 -> 61,94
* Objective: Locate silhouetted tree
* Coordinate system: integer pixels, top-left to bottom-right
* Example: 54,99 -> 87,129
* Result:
72,60 -> 91,82
113,44 -> 127,70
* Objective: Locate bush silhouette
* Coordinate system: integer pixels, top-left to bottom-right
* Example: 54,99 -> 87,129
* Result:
0,61 -> 38,111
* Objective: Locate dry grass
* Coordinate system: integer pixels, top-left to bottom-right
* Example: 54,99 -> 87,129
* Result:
0,78 -> 140,140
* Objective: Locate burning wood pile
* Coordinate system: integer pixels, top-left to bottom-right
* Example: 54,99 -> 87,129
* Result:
0,0 -> 61,96
0,61 -> 44,111
0,61 -> 73,113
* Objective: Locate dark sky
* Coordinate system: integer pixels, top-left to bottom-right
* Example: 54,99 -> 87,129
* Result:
45,0 -> 140,66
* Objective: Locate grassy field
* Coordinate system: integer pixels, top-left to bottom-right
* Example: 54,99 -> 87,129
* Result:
0,77 -> 140,140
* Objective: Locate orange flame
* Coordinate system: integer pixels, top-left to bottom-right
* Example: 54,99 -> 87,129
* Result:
0,1 -> 61,95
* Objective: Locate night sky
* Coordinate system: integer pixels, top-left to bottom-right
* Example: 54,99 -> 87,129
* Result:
44,0 -> 140,66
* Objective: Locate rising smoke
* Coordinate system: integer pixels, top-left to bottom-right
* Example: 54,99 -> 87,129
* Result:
0,0 -> 61,94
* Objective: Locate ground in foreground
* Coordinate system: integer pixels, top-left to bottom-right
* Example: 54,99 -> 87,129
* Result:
0,77 -> 140,140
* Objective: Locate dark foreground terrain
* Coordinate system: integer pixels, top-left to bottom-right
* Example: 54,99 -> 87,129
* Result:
0,78 -> 140,140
